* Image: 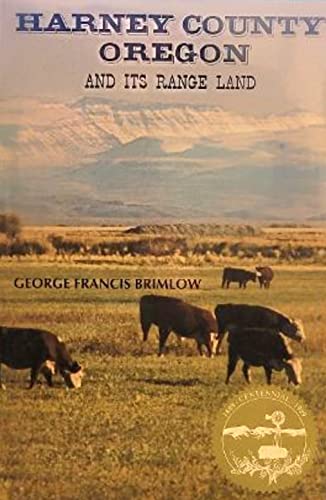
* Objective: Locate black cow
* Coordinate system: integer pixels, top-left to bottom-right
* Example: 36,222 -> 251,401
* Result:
226,327 -> 302,385
256,266 -> 274,289
221,267 -> 258,289
214,303 -> 305,354
0,327 -> 82,389
140,295 -> 218,357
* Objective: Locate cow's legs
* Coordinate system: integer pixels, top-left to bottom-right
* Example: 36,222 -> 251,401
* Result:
29,362 -> 42,389
226,348 -> 239,384
141,318 -> 152,342
203,337 -> 212,358
209,333 -> 218,357
216,332 -> 225,355
158,328 -> 170,357
0,364 -> 5,390
196,341 -> 205,357
42,370 -> 54,387
242,363 -> 252,384
264,366 -> 273,385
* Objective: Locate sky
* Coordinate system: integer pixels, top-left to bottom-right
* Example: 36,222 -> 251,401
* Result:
0,0 -> 326,114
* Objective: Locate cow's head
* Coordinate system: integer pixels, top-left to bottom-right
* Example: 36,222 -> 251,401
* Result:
283,358 -> 302,385
247,272 -> 257,283
63,363 -> 84,389
70,361 -> 82,373
255,269 -> 263,280
282,318 -> 305,343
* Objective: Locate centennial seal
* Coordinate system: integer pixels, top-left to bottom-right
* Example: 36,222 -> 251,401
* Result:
212,386 -> 317,492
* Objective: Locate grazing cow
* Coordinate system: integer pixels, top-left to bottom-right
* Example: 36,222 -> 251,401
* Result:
221,267 -> 258,289
140,295 -> 218,357
40,359 -> 84,389
0,327 -> 82,389
225,327 -> 302,385
256,266 -> 274,289
214,303 -> 305,354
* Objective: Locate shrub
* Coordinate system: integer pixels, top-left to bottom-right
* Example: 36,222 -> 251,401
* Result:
10,239 -> 47,256
48,234 -> 87,255
0,239 -> 47,257
90,238 -> 188,257
0,213 -> 22,239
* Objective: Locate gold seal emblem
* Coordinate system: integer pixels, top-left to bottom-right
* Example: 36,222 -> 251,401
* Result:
213,387 -> 318,492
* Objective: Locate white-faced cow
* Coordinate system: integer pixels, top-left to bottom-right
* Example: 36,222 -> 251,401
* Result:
225,327 -> 302,386
214,303 -> 305,354
140,295 -> 218,357
221,267 -> 259,289
256,266 -> 274,289
0,327 -> 83,389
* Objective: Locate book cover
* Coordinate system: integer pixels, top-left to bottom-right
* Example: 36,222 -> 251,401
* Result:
0,1 -> 324,498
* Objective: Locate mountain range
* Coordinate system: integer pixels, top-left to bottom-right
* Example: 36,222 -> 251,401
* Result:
0,97 -> 325,224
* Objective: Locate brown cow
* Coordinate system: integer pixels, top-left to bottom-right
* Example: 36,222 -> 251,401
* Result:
0,327 -> 82,389
225,327 -> 302,385
221,267 -> 258,289
256,266 -> 274,289
140,295 -> 218,357
215,303 -> 305,354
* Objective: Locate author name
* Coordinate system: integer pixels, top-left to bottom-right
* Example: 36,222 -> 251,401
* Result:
13,277 -> 202,291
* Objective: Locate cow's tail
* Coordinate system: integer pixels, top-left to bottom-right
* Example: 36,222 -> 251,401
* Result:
214,306 -> 226,354
140,297 -> 152,342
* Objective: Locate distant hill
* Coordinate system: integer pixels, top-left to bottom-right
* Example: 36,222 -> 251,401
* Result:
1,162 -> 325,224
126,224 -> 261,237
0,97 -> 325,224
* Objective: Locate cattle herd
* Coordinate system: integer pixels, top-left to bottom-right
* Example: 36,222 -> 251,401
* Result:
0,266 -> 306,390
141,298 -> 305,386
222,266 -> 274,289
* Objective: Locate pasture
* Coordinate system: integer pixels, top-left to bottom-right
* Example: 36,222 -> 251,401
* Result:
2,224 -> 326,265
0,263 -> 325,499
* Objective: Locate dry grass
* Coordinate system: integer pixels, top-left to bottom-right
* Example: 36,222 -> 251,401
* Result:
19,224 -> 326,247
1,225 -> 326,265
0,260 -> 325,499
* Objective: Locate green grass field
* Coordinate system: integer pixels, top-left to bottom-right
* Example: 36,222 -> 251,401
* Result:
0,263 -> 325,499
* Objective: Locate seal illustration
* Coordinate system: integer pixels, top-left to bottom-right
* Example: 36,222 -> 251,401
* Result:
213,387 -> 317,492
